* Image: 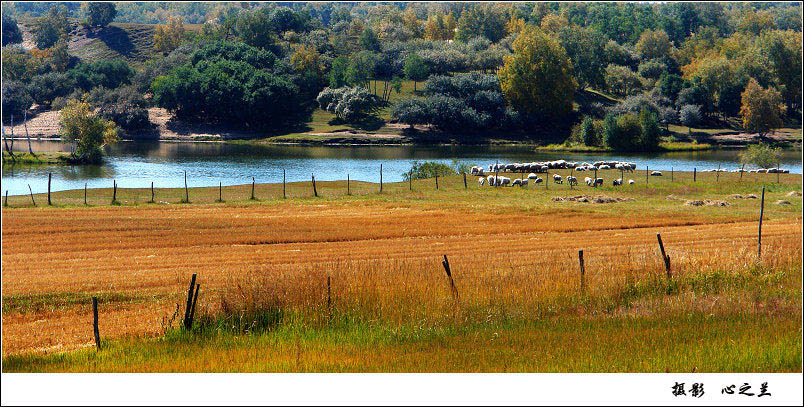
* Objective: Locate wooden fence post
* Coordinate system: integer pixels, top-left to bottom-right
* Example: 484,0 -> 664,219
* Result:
740,163 -> 745,180
47,172 -> 51,205
671,167 -> 673,182
187,283 -> 200,329
463,172 -> 467,189
435,174 -> 439,190
283,169 -> 286,199
495,160 -> 499,188
92,296 -> 101,350
149,182 -> 154,203
251,177 -> 256,200
693,167 -> 696,182
28,184 -> 36,207
183,273 -> 197,330
183,170 -> 189,202
85,183 -> 88,205
777,161 -> 780,183
409,171 -> 412,191
441,254 -> 459,302
312,173 -> 318,197
4,190 -> 7,207
716,163 -> 720,182
578,250 -> 585,291
380,164 -> 383,194
112,180 -> 117,204
758,186 -> 765,259
347,173 -> 350,195
646,166 -> 649,188
657,233 -> 671,279
217,182 -> 223,202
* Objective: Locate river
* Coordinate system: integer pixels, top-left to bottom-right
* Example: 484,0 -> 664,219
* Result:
1,140 -> 801,195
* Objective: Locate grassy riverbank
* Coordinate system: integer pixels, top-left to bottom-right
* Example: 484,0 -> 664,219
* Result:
2,171 -> 801,372
536,140 -> 715,153
2,151 -> 71,165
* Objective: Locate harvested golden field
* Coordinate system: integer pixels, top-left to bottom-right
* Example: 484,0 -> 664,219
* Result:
1,172 -> 802,371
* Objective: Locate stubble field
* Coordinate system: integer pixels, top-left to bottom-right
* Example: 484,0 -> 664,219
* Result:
1,170 -> 801,372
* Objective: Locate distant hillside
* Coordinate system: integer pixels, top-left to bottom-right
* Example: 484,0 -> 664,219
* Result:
18,20 -> 160,66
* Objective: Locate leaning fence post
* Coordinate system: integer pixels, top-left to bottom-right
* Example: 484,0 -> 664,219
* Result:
183,273 -> 197,330
441,254 -> 459,302
47,172 -> 52,205
578,250 -> 585,291
92,296 -> 101,350
657,233 -> 671,279
312,173 -> 318,197
187,283 -> 200,329
758,186 -> 765,259
463,172 -> 467,189
28,184 -> 36,207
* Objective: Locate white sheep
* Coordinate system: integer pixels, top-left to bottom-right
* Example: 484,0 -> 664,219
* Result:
599,164 -> 611,170
500,177 -> 511,186
512,179 -> 522,186
533,177 -> 543,184
585,177 -> 593,186
594,178 -> 604,186
650,171 -> 662,176
527,173 -> 538,180
628,179 -> 635,184
478,177 -> 485,186
553,174 -> 563,184
567,176 -> 578,186
613,178 -> 623,186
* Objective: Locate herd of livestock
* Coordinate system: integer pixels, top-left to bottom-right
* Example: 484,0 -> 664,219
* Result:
467,159 -> 790,188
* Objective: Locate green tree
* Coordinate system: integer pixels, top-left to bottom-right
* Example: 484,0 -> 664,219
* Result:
580,116 -> 598,146
2,80 -> 33,121
558,25 -> 607,89
498,27 -> 577,120
404,54 -> 429,92
2,12 -> 23,46
33,6 -> 70,49
85,2 -> 116,28
739,143 -> 782,169
391,97 -> 429,129
358,27 -> 381,52
60,98 -> 120,164
603,112 -> 642,151
739,78 -> 786,139
639,108 -> 661,151
634,29 -> 672,60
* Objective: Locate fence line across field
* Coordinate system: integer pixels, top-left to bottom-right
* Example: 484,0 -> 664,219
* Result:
3,164 -> 792,206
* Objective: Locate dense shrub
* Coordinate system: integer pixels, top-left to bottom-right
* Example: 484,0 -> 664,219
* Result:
602,112 -> 642,151
2,80 -> 33,121
316,86 -> 381,122
87,86 -> 151,132
402,161 -> 456,180
152,41 -> 304,129
67,60 -> 134,91
29,72 -> 74,106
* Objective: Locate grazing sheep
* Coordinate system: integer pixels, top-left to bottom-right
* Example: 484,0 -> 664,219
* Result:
527,173 -> 538,180
599,164 -> 611,170
521,179 -> 529,187
575,166 -> 586,171
650,171 -> 662,176
487,175 -> 496,185
478,177 -> 485,186
594,178 -> 604,186
553,174 -> 563,184
500,177 -> 511,186
567,176 -> 578,186
477,168 -> 485,176
512,179 -> 522,186
585,177 -> 593,186
470,166 -> 478,175
628,179 -> 635,184
613,178 -> 623,186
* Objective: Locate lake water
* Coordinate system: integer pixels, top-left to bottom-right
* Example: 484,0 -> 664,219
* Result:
2,140 -> 802,196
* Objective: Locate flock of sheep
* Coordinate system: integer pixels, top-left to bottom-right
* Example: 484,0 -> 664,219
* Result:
471,160 -> 644,188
